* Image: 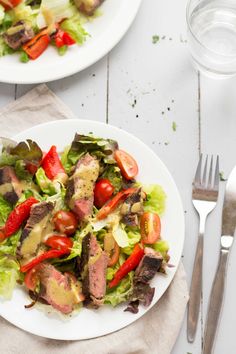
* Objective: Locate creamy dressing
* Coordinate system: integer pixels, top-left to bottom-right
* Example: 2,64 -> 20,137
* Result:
72,158 -> 99,200
20,214 -> 53,260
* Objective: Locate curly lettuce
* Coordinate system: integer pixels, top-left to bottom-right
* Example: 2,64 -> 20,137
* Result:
0,195 -> 11,227
143,184 -> 166,215
105,271 -> 134,307
0,230 -> 21,299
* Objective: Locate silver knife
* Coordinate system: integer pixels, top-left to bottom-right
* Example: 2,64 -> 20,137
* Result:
203,165 -> 236,354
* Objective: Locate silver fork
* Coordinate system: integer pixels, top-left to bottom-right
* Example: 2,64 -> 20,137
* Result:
187,154 -> 220,343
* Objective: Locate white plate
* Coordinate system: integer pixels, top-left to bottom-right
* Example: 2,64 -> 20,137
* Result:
0,119 -> 185,340
0,0 -> 142,84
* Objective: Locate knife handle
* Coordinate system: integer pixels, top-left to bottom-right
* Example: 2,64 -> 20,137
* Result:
203,249 -> 229,354
187,235 -> 204,342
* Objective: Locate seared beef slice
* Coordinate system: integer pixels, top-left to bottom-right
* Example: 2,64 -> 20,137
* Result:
81,233 -> 108,307
66,154 -> 99,221
0,166 -> 22,205
126,251 -> 163,312
17,202 -> 54,261
33,263 -> 84,314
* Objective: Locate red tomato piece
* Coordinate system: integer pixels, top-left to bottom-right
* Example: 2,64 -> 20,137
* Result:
114,150 -> 138,180
140,212 -> 161,244
94,179 -> 114,208
41,145 -> 66,180
53,210 -> 78,236
45,235 -> 73,252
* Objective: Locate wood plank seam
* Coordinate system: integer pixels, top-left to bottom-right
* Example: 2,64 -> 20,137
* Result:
106,54 -> 110,124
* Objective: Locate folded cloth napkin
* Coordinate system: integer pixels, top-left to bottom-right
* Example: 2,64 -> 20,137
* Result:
0,84 -> 189,354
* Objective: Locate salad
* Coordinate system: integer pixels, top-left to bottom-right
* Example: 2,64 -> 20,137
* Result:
0,0 -> 104,62
0,133 -> 169,315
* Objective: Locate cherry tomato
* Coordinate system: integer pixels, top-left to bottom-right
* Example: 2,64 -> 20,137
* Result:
0,0 -> 22,10
45,235 -> 73,252
24,268 -> 39,291
114,150 -> 138,180
94,179 -> 114,208
140,212 -> 161,244
53,210 -> 78,236
104,233 -> 120,267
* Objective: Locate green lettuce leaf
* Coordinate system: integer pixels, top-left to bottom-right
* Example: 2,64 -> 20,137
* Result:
0,255 -> 20,299
0,230 -> 21,299
121,227 -> 141,255
15,160 -> 33,181
152,240 -> 169,261
105,271 -> 134,307
0,196 -> 12,227
60,15 -> 88,44
35,167 -> 57,195
63,133 -> 118,174
143,184 -> 166,215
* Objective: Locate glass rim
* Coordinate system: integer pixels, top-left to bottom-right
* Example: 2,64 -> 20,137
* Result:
186,0 -> 236,59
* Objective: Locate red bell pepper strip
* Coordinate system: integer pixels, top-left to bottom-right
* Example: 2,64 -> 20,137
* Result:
96,188 -> 137,220
4,197 -> 38,238
41,145 -> 66,180
109,244 -> 144,288
55,29 -> 76,48
22,29 -> 50,60
20,248 -> 69,273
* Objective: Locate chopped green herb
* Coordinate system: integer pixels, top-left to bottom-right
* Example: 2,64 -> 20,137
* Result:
219,172 -> 227,181
58,45 -> 68,56
19,51 -> 29,63
172,121 -> 177,132
152,35 -> 160,44
164,142 -> 169,146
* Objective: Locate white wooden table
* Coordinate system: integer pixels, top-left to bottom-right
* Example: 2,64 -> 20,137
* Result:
1,0 -> 236,353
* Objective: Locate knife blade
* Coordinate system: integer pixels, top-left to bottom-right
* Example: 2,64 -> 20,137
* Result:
203,165 -> 236,354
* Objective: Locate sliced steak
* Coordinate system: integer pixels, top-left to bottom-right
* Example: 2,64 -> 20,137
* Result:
74,0 -> 104,15
120,188 -> 144,227
32,263 -> 84,314
66,154 -> 99,221
17,202 -> 54,262
81,233 -> 108,308
0,166 -> 22,205
3,21 -> 34,50
125,249 -> 163,313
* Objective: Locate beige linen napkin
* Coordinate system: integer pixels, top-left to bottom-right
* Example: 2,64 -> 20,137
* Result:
0,84 -> 189,354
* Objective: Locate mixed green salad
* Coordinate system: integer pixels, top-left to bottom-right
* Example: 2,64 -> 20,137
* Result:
0,0 -> 104,62
0,133 -> 169,315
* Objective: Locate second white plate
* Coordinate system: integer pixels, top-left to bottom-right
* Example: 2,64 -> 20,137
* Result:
0,0 -> 142,84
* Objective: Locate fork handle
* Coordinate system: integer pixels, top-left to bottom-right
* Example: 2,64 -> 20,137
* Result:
187,234 -> 204,342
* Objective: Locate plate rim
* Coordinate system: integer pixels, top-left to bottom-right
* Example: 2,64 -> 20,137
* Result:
0,0 -> 143,84
0,119 -> 185,340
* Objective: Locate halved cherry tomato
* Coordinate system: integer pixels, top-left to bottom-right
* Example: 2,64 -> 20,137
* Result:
114,150 -> 138,180
0,0 -> 22,10
24,267 -> 39,291
104,233 -> 120,266
45,235 -> 73,252
140,212 -> 161,244
94,179 -> 114,208
53,210 -> 78,236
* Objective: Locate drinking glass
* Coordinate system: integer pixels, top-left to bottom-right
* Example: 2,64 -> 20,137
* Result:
187,0 -> 236,77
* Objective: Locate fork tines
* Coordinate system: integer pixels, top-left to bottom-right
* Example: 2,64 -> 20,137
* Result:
193,154 -> 219,192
